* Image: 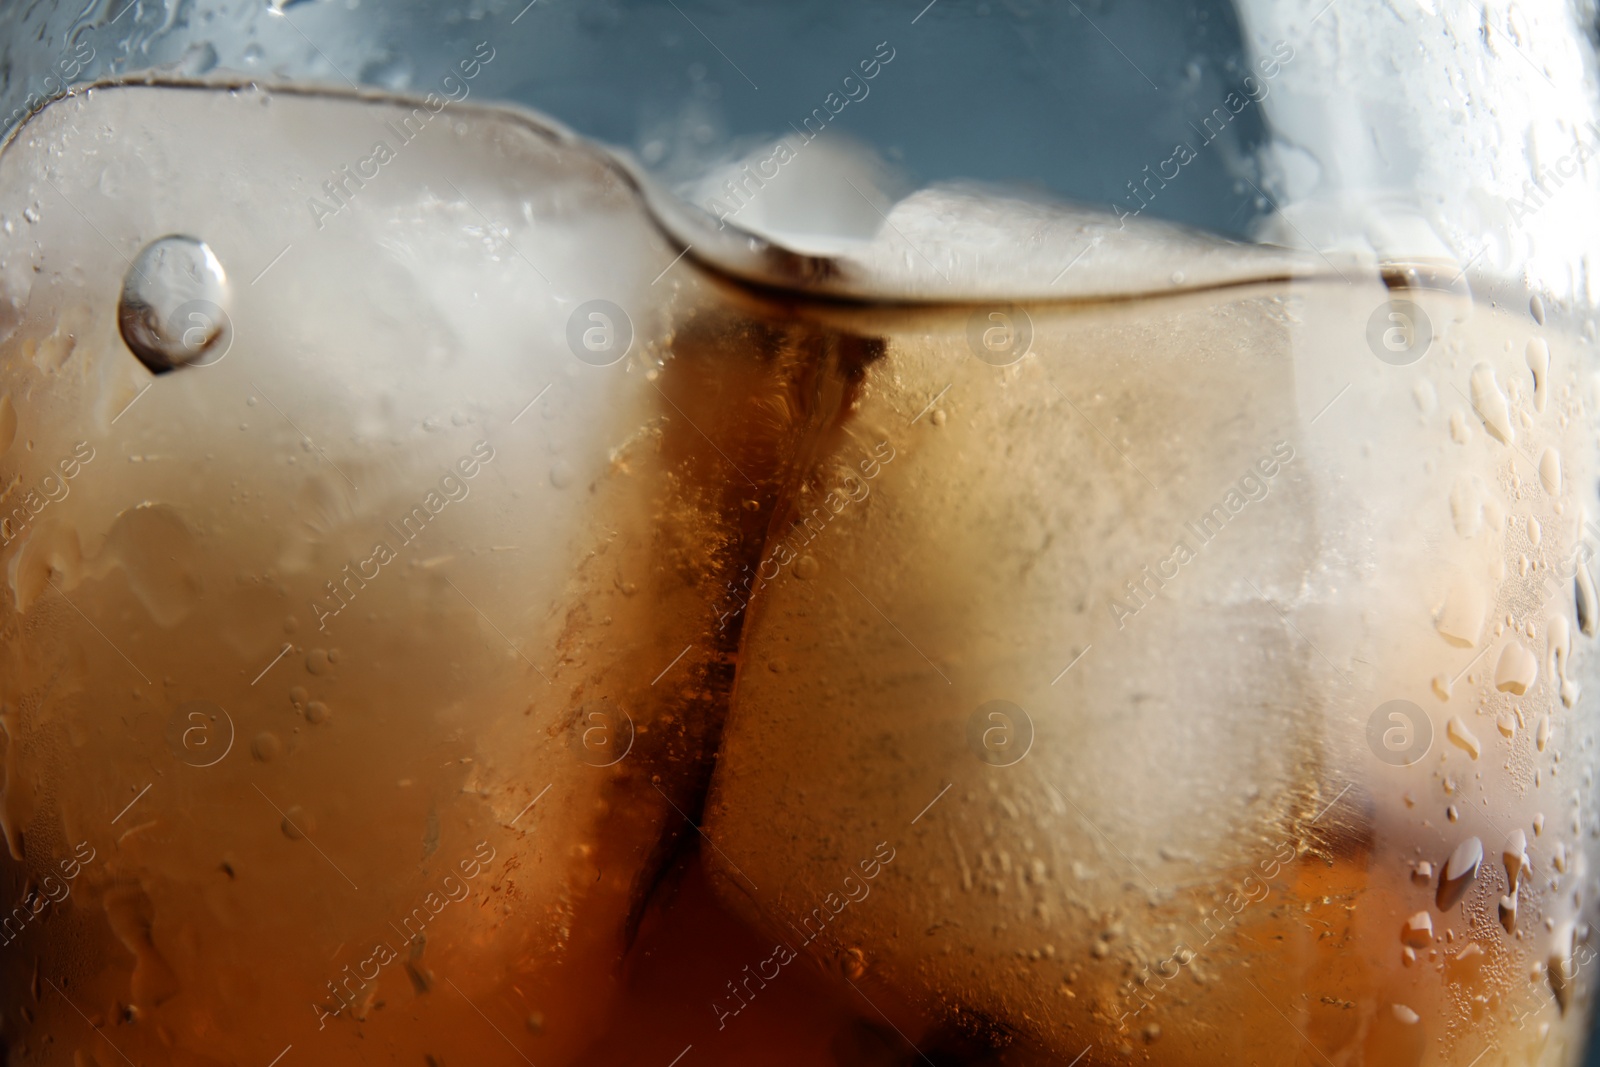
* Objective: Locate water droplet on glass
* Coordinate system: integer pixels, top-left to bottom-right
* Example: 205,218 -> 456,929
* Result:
1494,638 -> 1538,694
118,235 -> 232,373
1540,447 -> 1562,496
1527,337 -> 1550,412
251,731 -> 282,762
1401,910 -> 1433,947
174,42 -> 219,76
1436,579 -> 1485,647
1438,836 -> 1483,910
281,805 -> 314,840
1530,293 -> 1546,324
0,394 -> 15,461
1447,716 -> 1481,759
1469,363 -> 1515,444
1576,562 -> 1598,636
1504,829 -> 1529,890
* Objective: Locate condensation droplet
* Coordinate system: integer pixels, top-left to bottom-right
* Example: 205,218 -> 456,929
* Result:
1447,717 -> 1481,759
251,732 -> 282,762
1531,292 -> 1546,325
1401,911 -> 1434,947
281,806 -> 314,840
1504,829 -> 1529,890
1437,579 -> 1486,647
117,235 -> 231,373
0,395 -> 14,461
1540,447 -> 1562,496
1577,562 -> 1598,636
1438,836 -> 1483,910
1494,639 -> 1538,694
1469,363 -> 1515,444
1527,337 -> 1550,412
1501,894 -> 1519,933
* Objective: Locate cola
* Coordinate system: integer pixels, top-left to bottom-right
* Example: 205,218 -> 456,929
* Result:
0,82 -> 1592,1067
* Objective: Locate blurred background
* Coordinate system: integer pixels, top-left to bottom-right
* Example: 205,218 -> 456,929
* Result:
0,1 -> 1595,1062
0,0 -> 1276,238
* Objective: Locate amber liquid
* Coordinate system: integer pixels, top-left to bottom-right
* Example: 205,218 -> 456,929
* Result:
0,84 -> 1594,1067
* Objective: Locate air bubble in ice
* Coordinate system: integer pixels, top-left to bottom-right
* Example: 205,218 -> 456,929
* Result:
118,235 -> 232,373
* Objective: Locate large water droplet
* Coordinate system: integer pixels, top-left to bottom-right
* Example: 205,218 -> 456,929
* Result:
1550,925 -> 1576,1012
1540,447 -> 1563,496
1504,829 -> 1529,891
1437,836 -> 1483,910
1446,716 -> 1481,759
1494,638 -> 1538,694
1401,910 -> 1433,947
1469,363 -> 1515,444
1436,579 -> 1486,647
117,235 -> 232,373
